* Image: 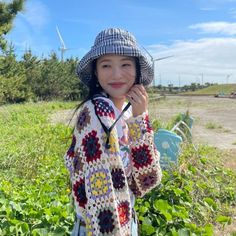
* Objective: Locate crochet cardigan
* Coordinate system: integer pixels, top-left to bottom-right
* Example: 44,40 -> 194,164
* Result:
64,97 -> 162,236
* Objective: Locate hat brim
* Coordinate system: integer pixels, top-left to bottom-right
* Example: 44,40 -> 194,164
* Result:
77,44 -> 154,87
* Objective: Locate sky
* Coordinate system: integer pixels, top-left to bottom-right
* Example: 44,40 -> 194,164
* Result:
4,0 -> 236,86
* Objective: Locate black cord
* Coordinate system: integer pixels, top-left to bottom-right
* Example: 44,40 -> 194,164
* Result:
91,98 -> 131,149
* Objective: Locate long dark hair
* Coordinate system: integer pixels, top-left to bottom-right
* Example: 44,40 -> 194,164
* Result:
68,57 -> 141,126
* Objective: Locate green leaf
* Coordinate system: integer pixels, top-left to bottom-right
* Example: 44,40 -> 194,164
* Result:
32,228 -> 48,236
200,157 -> 207,164
154,199 -> 171,212
203,197 -> 217,210
216,215 -> 231,224
142,224 -> 156,236
203,224 -> 214,236
178,228 -> 190,236
17,222 -> 30,233
162,211 -> 173,221
139,205 -> 149,214
173,188 -> 184,196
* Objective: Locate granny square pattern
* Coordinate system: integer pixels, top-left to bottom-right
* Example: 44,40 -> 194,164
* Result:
64,97 -> 162,235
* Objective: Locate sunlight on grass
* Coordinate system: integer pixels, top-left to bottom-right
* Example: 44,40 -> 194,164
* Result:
205,122 -> 222,129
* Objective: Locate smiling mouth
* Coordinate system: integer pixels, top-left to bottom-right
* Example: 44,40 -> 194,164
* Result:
109,83 -> 125,88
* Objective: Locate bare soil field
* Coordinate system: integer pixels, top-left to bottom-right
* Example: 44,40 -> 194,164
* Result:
149,95 -> 236,150
149,95 -> 236,171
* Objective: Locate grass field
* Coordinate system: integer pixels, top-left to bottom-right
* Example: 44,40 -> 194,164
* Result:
0,101 -> 76,235
183,83 -> 236,95
0,100 -> 236,235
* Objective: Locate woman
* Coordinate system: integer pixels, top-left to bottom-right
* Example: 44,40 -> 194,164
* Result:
64,28 -> 162,236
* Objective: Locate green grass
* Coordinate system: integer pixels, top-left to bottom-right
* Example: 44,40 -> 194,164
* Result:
183,83 -> 236,95
0,101 -> 77,235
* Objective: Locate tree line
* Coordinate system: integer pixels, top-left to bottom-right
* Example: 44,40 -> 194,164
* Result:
0,0 -> 87,105
0,46 -> 87,104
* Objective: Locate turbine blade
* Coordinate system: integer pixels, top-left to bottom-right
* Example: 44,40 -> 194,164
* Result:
56,26 -> 66,49
154,55 -> 174,61
141,45 -> 153,61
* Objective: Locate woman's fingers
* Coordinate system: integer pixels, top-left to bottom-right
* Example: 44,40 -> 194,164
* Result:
127,91 -> 142,103
126,84 -> 148,117
130,85 -> 147,96
128,85 -> 147,102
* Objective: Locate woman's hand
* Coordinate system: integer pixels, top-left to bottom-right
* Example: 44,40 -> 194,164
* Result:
126,84 -> 148,117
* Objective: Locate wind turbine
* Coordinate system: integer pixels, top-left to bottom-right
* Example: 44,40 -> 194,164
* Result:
56,26 -> 69,61
141,46 -> 174,86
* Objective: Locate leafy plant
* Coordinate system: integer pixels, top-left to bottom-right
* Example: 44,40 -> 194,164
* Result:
0,102 -> 76,235
136,144 -> 236,235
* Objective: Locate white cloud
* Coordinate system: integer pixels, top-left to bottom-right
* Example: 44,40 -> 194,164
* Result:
190,21 -> 236,36
147,38 -> 236,86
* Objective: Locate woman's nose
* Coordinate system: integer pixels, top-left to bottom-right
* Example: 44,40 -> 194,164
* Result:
112,67 -> 122,79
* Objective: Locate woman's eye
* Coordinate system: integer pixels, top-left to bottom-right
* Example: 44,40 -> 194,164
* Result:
122,63 -> 131,67
101,64 -> 110,68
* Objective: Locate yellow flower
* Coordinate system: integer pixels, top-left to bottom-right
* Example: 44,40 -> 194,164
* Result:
129,123 -> 141,138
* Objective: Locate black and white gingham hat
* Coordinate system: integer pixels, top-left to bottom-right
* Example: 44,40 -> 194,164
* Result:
77,28 -> 154,87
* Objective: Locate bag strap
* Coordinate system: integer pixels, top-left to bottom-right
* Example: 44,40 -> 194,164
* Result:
91,98 -> 131,149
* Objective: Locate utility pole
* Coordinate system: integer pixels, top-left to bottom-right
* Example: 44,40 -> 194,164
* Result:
178,74 -> 181,88
226,74 -> 232,84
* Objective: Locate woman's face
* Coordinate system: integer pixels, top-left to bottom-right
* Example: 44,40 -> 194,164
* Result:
96,54 -> 136,103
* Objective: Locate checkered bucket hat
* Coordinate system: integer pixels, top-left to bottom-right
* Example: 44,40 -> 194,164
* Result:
77,28 -> 154,87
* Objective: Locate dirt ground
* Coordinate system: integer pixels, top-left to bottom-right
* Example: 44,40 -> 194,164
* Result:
149,95 -> 236,171
149,96 -> 236,150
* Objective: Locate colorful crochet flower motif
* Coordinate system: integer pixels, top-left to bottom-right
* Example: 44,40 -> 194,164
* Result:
76,106 -> 91,133
128,122 -> 141,140
132,144 -> 152,169
73,150 -> 84,174
118,201 -> 130,226
67,135 -> 76,157
98,208 -> 115,234
73,178 -> 87,208
94,98 -> 115,119
101,129 -> 119,155
111,168 -> 125,190
138,169 -> 158,191
86,168 -> 112,201
82,130 -> 102,163
143,114 -> 152,133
